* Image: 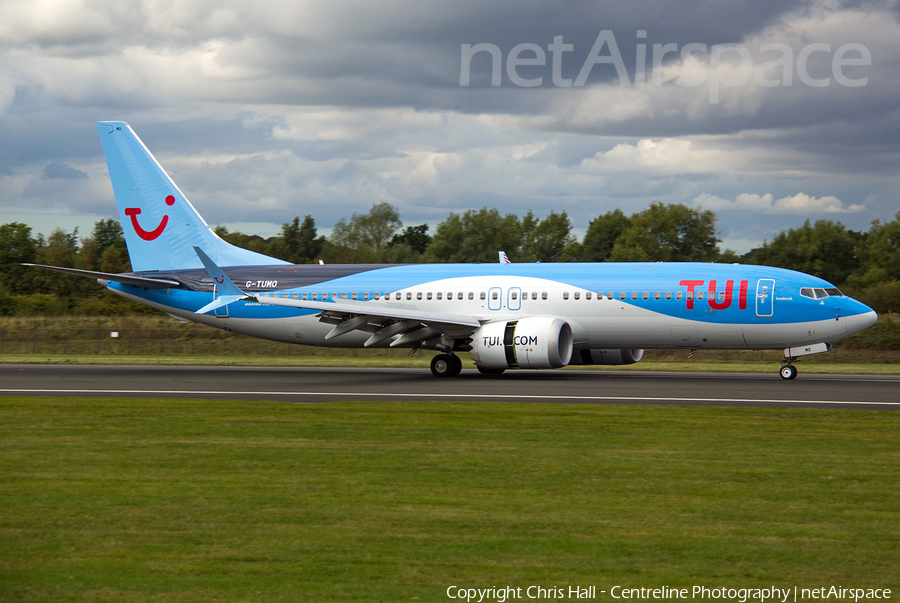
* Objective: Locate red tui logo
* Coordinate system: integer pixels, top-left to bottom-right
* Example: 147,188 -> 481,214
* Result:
124,195 -> 175,241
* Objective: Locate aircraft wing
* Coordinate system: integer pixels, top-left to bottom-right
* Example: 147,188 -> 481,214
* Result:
22,263 -> 179,288
251,295 -> 482,347
253,295 -> 481,328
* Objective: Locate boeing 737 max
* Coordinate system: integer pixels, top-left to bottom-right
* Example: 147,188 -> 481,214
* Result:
25,122 -> 878,379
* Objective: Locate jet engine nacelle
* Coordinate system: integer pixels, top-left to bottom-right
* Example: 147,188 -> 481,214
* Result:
470,317 -> 573,370
568,348 -> 645,366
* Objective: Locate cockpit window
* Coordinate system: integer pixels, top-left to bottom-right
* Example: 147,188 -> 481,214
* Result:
801,287 -> 843,299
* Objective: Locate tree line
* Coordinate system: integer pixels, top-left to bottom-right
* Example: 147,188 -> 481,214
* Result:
1,202 -> 899,316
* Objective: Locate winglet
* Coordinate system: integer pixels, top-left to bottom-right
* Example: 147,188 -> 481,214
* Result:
499,251 -> 511,264
193,246 -> 252,314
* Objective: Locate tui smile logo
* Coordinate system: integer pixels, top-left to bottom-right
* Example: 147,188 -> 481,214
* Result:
124,195 -> 175,241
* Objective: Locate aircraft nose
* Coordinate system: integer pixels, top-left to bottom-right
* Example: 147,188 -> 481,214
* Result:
844,299 -> 878,336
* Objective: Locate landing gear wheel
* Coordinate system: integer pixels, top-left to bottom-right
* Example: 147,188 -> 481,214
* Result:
431,354 -> 462,377
780,365 -> 798,380
449,354 -> 463,376
476,365 -> 506,376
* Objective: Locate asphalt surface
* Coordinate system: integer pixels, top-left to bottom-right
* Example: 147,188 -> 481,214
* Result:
1,364 -> 898,410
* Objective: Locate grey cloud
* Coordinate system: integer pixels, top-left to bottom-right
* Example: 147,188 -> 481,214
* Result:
0,0 -> 898,251
42,162 -> 88,180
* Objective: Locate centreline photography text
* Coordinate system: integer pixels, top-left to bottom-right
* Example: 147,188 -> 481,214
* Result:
445,585 -> 893,602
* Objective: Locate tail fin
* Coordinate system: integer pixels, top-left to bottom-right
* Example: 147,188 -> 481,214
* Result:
97,121 -> 290,272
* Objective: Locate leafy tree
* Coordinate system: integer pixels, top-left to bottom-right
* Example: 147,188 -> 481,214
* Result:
581,209 -> 630,261
282,215 -> 325,263
610,202 -> 720,262
0,222 -> 40,295
79,219 -> 130,272
422,208 -> 522,263
742,219 -> 860,285
854,211 -> 900,285
520,211 -> 576,263
329,202 -> 402,263
0,222 -> 37,269
390,224 -> 431,254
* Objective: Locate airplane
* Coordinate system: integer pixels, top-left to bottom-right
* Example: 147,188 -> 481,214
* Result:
25,121 -> 878,379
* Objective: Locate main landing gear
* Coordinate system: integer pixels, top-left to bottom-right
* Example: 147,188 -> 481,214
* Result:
780,359 -> 798,380
431,353 -> 463,377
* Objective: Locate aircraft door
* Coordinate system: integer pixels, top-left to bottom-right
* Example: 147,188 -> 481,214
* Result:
213,284 -> 229,318
756,279 -> 774,317
508,287 -> 521,311
488,287 -> 502,311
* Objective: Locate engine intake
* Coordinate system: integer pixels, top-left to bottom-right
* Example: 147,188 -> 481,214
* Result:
568,348 -> 644,366
470,317 -> 573,370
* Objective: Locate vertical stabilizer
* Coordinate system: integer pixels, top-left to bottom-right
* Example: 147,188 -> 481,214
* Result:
97,121 -> 290,272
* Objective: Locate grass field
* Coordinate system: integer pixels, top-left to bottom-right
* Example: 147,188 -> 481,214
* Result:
1,398 -> 898,602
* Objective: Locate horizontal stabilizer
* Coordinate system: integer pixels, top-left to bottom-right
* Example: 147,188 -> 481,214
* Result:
22,263 -> 179,288
195,295 -> 243,315
191,247 -> 250,314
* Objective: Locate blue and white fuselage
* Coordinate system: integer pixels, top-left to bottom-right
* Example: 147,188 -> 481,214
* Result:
106,261 -> 874,353
27,122 -> 877,379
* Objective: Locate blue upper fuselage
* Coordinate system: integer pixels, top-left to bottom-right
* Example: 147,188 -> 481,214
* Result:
107,261 -> 875,328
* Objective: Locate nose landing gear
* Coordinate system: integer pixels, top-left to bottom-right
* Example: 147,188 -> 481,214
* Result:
780,360 -> 798,380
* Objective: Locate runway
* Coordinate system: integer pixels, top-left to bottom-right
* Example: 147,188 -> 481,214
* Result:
1,364 -> 898,410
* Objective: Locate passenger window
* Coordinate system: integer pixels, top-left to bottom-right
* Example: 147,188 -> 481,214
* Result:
697,292 -> 704,300
665,292 -> 671,300
363,292 -> 370,301
512,291 -> 518,300
676,292 -> 682,300
573,292 -> 579,300
436,292 -> 442,300
460,292 -> 465,300
311,293 -> 317,301
341,292 -> 347,299
407,292 -> 412,300
292,293 -> 299,300
563,292 -> 569,300
492,291 -> 498,300
586,292 -> 592,300
301,293 -> 308,300
642,292 -> 649,300
619,292 -> 626,300
481,292 -> 486,300
654,292 -> 660,300
351,292 -> 358,300
542,292 -> 548,300
469,292 -> 474,300
631,292 -> 637,300
532,292 -> 537,300
417,292 -> 423,300
718,291 -> 725,301
373,292 -> 380,300
687,291 -> 693,300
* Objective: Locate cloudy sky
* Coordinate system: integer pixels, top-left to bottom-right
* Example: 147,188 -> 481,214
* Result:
1,0 -> 898,252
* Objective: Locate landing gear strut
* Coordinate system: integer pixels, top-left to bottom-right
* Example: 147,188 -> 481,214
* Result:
780,359 -> 798,380
431,353 -> 462,377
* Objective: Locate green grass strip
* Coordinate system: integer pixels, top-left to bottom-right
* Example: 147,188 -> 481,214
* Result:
1,398 -> 898,602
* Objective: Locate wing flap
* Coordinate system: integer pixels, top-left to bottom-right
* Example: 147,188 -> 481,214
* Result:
253,295 -> 482,331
